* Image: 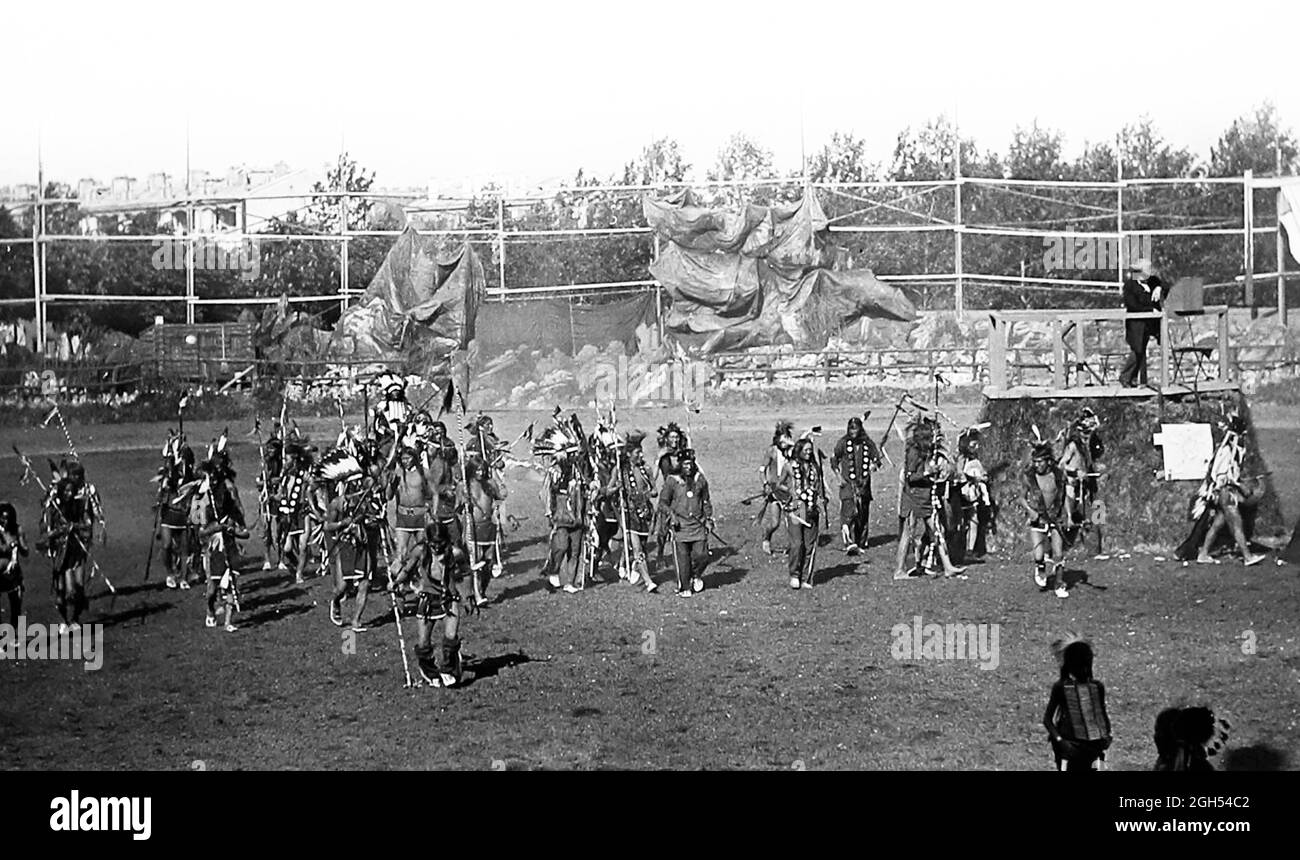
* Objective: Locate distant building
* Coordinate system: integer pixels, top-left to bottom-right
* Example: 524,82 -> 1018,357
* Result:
72,162 -> 320,234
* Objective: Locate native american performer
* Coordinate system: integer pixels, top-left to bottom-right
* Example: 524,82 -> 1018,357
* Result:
1175,413 -> 1266,567
614,430 -> 658,591
276,435 -> 316,583
536,423 -> 587,593
775,436 -> 825,589
894,416 -> 963,580
428,420 -> 461,492
0,502 -> 29,624
655,422 -> 689,484
320,452 -> 374,630
832,415 -> 881,556
756,420 -> 795,556
387,445 -> 434,592
1059,407 -> 1105,556
1042,638 -> 1112,771
370,371 -> 412,454
255,416 -> 286,570
467,414 -> 503,464
40,460 -> 105,631
464,455 -> 506,606
155,431 -> 200,589
410,519 -> 471,687
1024,440 -> 1069,598
657,448 -> 713,597
196,446 -> 249,632
954,424 -> 992,563
585,428 -> 624,582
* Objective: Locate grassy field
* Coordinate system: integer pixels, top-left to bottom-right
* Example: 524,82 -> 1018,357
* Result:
2,403 -> 1298,770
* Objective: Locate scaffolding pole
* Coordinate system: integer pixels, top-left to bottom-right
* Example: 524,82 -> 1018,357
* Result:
1244,170 -> 1255,317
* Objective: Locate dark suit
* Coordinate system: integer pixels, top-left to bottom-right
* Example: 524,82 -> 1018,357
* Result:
1119,276 -> 1162,386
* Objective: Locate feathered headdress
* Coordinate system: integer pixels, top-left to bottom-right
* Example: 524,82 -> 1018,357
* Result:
375,370 -> 405,395
957,422 -> 990,457
772,420 -> 794,446
622,429 -> 647,450
657,422 -> 686,448
1073,407 -> 1100,435
533,424 -> 578,459
318,449 -> 363,485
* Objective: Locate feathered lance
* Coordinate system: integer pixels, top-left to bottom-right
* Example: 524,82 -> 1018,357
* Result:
477,419 -> 506,577
576,415 -> 601,590
42,404 -> 112,594
42,404 -> 77,461
604,404 -> 634,582
444,380 -> 483,604
371,489 -> 413,688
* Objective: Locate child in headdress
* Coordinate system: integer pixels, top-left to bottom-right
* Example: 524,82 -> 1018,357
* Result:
1042,637 -> 1112,771
1153,706 -> 1230,771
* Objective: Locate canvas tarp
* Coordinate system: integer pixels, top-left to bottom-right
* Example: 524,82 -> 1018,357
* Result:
473,292 -> 655,357
329,227 -> 485,381
646,187 -> 918,353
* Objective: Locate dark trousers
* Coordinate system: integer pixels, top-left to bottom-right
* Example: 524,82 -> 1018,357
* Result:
546,526 -> 582,584
840,482 -> 871,546
1120,323 -> 1154,386
591,518 -> 618,573
671,536 -> 708,591
787,513 -> 819,580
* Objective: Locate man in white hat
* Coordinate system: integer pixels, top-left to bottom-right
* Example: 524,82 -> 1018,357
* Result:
1119,258 -> 1163,387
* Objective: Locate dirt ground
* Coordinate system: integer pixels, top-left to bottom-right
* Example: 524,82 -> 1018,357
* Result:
2,402 -> 1298,770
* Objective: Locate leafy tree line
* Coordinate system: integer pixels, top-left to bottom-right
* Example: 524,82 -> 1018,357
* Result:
1,104 -> 1295,332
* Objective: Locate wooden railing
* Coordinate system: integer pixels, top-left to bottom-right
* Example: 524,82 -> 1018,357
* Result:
985,306 -> 1236,398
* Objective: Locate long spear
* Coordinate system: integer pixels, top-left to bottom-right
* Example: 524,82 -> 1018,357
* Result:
605,404 -> 634,583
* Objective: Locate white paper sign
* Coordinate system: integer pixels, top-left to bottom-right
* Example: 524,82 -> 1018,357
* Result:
1152,423 -> 1213,480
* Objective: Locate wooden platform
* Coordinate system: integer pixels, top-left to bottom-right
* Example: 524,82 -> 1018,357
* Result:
984,306 -> 1238,400
983,379 -> 1240,400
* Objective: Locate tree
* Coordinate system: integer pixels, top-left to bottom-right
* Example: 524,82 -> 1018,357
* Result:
807,132 -> 877,184
620,137 -> 691,186
305,152 -> 376,233
888,116 -> 976,182
1210,102 -> 1299,177
1119,117 -> 1197,179
707,132 -> 774,182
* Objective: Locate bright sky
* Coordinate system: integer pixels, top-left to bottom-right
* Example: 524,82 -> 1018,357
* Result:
2,0 -> 1296,190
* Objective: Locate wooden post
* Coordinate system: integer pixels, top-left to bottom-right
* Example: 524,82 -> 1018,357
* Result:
1159,314 -> 1171,391
1279,142 -> 1288,326
1116,133 -> 1124,290
1279,188 -> 1289,327
497,195 -> 506,303
1051,318 -> 1065,389
33,143 -> 44,355
1244,170 -> 1255,318
1217,307 -> 1230,381
185,125 -> 195,325
339,193 -> 349,317
953,133 -> 963,320
1074,321 -> 1085,385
